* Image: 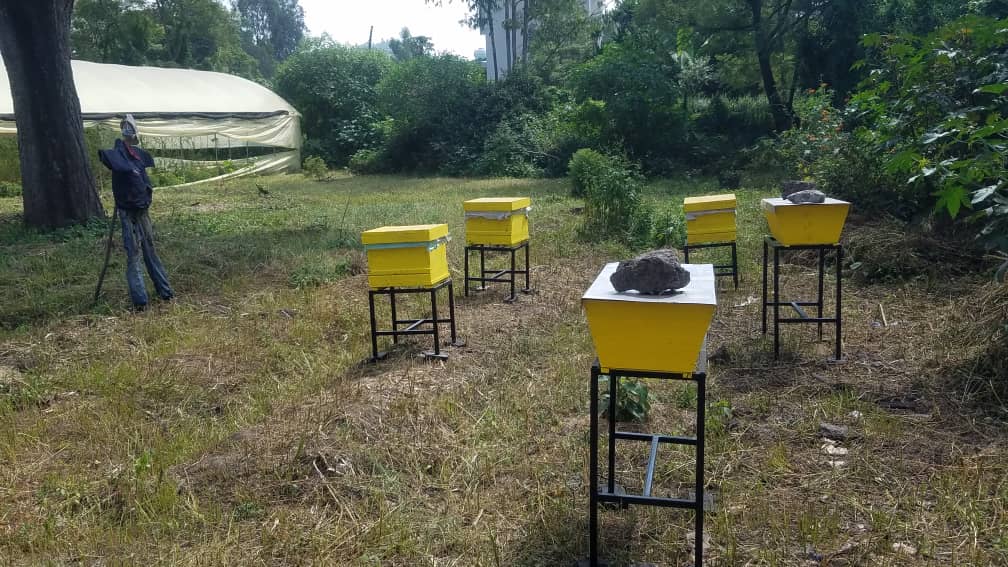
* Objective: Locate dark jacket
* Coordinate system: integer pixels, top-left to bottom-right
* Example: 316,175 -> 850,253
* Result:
98,139 -> 156,210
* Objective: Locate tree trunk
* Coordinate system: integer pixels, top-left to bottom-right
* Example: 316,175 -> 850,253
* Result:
481,0 -> 500,81
488,12 -> 500,81
510,0 -> 519,68
503,0 -> 512,75
0,0 -> 104,228
749,0 -> 792,131
521,0 -> 529,65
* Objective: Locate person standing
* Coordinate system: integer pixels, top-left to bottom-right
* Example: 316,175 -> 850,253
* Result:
98,115 -> 173,311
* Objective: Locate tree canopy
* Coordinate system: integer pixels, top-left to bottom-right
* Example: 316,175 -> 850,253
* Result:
70,0 -> 307,79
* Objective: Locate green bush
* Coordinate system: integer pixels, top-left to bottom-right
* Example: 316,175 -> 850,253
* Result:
567,148 -> 609,197
771,87 -> 910,217
473,114 -> 548,178
851,16 -> 1008,252
347,149 -> 385,175
576,151 -> 654,248
302,155 -> 329,180
274,44 -> 392,167
653,208 -> 686,248
572,42 -> 688,169
0,181 -> 21,198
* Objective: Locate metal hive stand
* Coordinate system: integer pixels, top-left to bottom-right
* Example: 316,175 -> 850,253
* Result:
367,277 -> 464,362
463,240 -> 531,303
761,236 -> 843,360
683,240 -> 739,289
584,349 -> 708,567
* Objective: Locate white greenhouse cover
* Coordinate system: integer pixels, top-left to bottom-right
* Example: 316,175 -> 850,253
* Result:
0,60 -> 301,163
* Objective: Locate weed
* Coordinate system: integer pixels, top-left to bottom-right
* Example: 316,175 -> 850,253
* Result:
599,376 -> 651,422
302,155 -> 329,180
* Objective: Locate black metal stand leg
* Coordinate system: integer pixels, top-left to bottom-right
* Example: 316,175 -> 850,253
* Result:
607,373 -> 616,493
731,241 -> 739,289
773,246 -> 781,360
368,291 -> 379,361
817,248 -> 825,341
695,373 -> 706,567
684,245 -> 691,263
836,247 -> 843,360
390,290 -> 399,344
447,280 -> 462,347
762,239 -> 768,335
430,288 -> 441,356
589,366 -> 600,566
505,247 -> 517,302
478,247 -> 486,291
464,247 -> 470,297
523,242 -> 531,292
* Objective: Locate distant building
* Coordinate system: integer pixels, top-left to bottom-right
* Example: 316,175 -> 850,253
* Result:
481,0 -> 596,81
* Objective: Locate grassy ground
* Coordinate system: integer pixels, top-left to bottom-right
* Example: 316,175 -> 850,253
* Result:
0,173 -> 1006,566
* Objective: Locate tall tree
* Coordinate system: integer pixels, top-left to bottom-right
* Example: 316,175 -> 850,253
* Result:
427,0 -> 501,79
72,0 -> 162,65
0,0 -> 105,228
152,0 -> 259,77
388,27 -> 434,61
526,0 -> 598,82
231,0 -> 305,76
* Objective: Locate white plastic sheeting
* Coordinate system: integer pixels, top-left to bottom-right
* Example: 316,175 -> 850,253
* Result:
0,60 -> 301,169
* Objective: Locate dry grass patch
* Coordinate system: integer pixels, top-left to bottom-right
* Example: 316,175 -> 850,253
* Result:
1,174 -> 1006,565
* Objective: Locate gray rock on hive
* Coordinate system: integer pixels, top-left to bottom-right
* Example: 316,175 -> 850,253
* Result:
610,248 -> 691,295
781,180 -> 819,199
786,189 -> 827,204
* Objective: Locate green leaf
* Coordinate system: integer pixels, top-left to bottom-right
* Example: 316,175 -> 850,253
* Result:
887,149 -> 923,173
976,83 -> 1008,95
936,185 -> 970,218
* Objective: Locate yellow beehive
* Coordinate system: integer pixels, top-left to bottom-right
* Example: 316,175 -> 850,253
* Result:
464,197 -> 531,246
362,224 -> 450,289
762,198 -> 851,245
582,263 -> 716,374
684,193 -> 737,245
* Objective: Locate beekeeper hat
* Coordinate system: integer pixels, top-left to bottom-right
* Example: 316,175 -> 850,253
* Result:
120,114 -> 138,138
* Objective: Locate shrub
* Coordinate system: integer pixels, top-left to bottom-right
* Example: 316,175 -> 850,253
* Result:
274,44 -> 392,167
850,16 -> 1008,251
568,148 -> 609,197
771,87 -> 910,217
473,114 -> 548,178
572,42 -> 688,167
0,181 -> 21,198
347,149 -> 385,175
576,152 -> 654,248
653,207 -> 686,249
376,55 -> 488,174
302,155 -> 329,180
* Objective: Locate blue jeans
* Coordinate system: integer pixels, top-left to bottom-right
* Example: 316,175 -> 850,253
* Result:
119,208 -> 173,307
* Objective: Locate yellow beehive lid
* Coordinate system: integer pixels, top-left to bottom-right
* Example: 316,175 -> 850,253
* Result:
684,194 -> 737,212
463,197 -> 531,212
761,198 -> 851,245
361,224 -> 449,245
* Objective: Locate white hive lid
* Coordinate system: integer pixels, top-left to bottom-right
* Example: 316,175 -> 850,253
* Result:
582,263 -> 717,305
762,197 -> 850,212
